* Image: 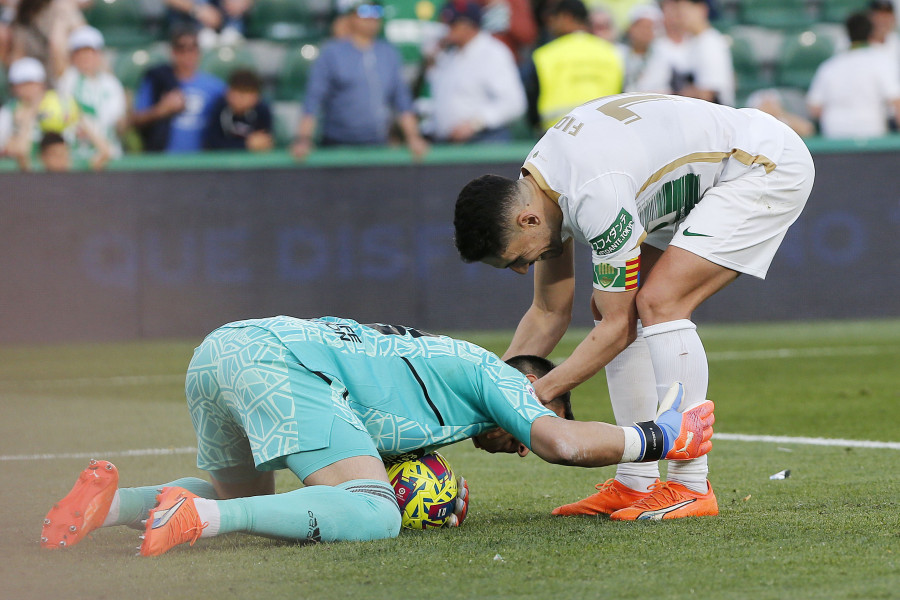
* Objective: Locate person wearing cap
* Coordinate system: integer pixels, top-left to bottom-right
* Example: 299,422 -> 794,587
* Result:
130,26 -> 227,153
618,4 -> 662,92
0,56 -> 110,170
522,0 -> 622,133
292,1 -> 428,161
631,0 -> 690,95
424,0 -> 526,143
807,11 -> 900,138
57,26 -> 127,160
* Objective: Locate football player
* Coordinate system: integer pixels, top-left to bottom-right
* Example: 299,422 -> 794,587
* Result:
41,316 -> 713,555
454,93 -> 814,520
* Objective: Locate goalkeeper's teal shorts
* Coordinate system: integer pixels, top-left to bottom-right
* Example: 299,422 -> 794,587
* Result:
185,325 -> 380,481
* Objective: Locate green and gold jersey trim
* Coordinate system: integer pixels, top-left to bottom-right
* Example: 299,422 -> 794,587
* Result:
638,149 -> 777,195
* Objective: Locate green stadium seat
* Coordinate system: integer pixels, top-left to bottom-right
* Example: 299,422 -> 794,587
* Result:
383,0 -> 441,66
776,30 -> 835,89
200,45 -> 256,81
245,0 -> 330,44
114,46 -> 168,90
83,0 -> 160,48
820,0 -> 871,23
275,45 -> 319,101
739,0 -> 817,30
729,34 -> 773,101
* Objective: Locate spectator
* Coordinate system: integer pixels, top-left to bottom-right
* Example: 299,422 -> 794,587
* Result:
869,0 -> 899,72
668,0 -> 734,105
130,26 -> 227,153
807,11 -> 900,138
424,0 -> 526,143
523,0 -> 623,132
165,0 -> 252,48
631,0 -> 689,93
477,0 -> 538,63
204,68 -> 273,151
588,4 -> 618,42
0,56 -> 109,170
591,0 -> 659,38
9,0 -> 85,84
38,131 -> 70,171
57,26 -> 126,160
746,88 -> 815,138
617,3 -> 662,92
292,1 -> 428,161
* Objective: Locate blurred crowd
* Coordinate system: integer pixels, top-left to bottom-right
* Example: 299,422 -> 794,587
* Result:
0,0 -> 898,171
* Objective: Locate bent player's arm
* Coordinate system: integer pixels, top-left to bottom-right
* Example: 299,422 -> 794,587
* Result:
503,238 -> 575,360
531,286 -> 637,402
529,415 -> 625,466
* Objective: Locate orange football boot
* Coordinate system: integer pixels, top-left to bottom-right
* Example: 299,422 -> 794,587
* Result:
609,480 -> 718,521
41,459 -> 118,549
140,487 -> 207,556
551,478 -> 657,516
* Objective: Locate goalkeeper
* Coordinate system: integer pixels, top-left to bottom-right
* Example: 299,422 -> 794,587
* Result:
40,315 -> 713,556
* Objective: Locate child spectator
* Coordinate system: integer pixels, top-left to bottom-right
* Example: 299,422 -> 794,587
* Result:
204,68 -> 274,151
0,57 -> 110,170
57,25 -> 127,160
38,131 -> 71,171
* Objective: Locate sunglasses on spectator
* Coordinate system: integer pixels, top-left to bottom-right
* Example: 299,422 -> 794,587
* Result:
173,42 -> 199,52
356,4 -> 384,18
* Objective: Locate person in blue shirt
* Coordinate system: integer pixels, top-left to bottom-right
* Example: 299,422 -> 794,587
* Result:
40,316 -> 714,555
291,1 -> 428,161
131,26 -> 226,153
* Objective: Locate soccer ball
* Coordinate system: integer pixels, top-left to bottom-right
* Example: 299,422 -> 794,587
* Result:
387,453 -> 459,529
37,91 -> 80,133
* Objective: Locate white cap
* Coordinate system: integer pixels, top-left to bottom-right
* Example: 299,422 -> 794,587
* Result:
628,3 -> 662,25
68,25 -> 105,52
8,57 -> 46,85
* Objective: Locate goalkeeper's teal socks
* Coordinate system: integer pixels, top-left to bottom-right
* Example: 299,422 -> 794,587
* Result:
196,479 -> 400,543
102,477 -> 218,528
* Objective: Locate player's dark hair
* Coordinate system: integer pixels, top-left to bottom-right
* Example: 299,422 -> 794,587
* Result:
846,11 -> 873,43
39,132 -> 65,152
453,174 -> 521,263
549,0 -> 589,24
505,355 -> 574,420
228,68 -> 262,92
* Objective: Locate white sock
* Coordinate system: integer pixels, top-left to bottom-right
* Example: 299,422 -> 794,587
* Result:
193,498 -> 222,538
643,319 -> 709,493
604,320 -> 660,492
101,490 -> 121,527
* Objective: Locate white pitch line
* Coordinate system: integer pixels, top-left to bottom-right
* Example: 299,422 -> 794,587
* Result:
713,433 -> 900,450
0,447 -> 197,461
2,434 -> 899,461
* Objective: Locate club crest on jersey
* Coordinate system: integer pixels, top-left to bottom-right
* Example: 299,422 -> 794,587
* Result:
594,263 -> 618,288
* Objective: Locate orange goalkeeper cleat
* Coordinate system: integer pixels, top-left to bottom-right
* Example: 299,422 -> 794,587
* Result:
551,478 -> 657,516
41,459 -> 118,549
140,487 -> 208,557
609,480 -> 718,521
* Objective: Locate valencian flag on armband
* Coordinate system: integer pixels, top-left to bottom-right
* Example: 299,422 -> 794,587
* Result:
625,256 -> 640,290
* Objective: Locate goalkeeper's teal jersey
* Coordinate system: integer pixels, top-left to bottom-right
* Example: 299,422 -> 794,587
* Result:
215,316 -> 555,459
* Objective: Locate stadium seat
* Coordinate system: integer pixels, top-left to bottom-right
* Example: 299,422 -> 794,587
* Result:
114,46 -> 168,90
383,0 -> 442,66
200,45 -> 256,81
275,45 -> 319,101
83,0 -> 161,48
820,0 -> 871,23
245,0 -> 330,44
739,0 -> 817,30
775,30 -> 835,89
729,34 -> 773,102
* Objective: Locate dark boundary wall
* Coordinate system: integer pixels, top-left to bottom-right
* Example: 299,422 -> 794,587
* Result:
2,151 -> 899,343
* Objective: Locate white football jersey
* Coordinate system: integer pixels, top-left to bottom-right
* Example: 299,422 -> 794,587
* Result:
521,93 -> 792,288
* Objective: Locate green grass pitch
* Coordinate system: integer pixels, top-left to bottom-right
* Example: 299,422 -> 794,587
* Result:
2,319 -> 899,599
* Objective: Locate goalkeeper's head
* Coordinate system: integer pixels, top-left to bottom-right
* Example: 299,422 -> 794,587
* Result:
505,354 -> 574,420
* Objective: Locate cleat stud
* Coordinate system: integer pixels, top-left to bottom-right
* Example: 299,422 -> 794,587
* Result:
44,518 -> 51,525
105,463 -> 113,470
58,540 -> 66,547
89,459 -> 98,466
73,511 -> 81,518
40,537 -> 48,543
69,525 -> 77,532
